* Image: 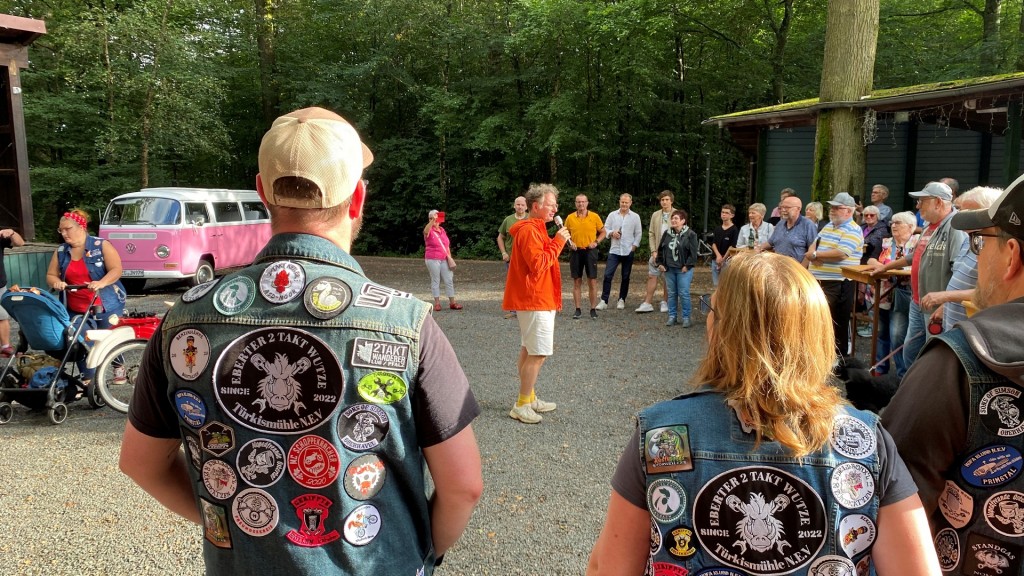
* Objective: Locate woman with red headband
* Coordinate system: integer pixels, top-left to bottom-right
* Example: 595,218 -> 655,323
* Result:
46,207 -> 127,334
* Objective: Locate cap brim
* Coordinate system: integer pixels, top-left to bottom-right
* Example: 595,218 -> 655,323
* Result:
908,191 -> 928,197
951,208 -> 995,231
827,201 -> 853,207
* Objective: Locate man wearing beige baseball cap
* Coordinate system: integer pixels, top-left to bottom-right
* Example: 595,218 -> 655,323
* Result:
121,107 -> 483,575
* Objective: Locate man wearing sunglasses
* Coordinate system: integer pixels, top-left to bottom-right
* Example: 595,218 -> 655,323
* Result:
883,174 -> 1024,567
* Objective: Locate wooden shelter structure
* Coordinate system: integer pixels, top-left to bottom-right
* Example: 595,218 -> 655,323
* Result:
704,73 -> 1024,210
0,14 -> 44,240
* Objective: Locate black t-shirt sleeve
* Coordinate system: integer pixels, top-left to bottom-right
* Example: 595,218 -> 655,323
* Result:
610,426 -> 646,509
127,327 -> 182,439
413,315 -> 480,447
877,422 -> 919,506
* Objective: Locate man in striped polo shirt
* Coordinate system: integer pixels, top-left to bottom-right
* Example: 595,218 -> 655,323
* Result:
804,192 -> 864,355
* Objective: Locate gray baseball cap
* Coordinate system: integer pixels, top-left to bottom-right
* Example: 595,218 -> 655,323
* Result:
952,173 -> 1024,241
909,181 -> 953,202
827,192 -> 857,208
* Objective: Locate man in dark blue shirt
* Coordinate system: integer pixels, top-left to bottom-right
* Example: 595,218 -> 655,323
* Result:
757,194 -> 818,262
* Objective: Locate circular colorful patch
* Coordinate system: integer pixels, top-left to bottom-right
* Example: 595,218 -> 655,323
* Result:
259,261 -> 305,304
356,371 -> 408,404
182,279 -> 220,303
344,454 -> 387,500
806,555 -> 855,576
338,403 -> 390,452
342,504 -> 382,546
303,276 -> 352,319
174,389 -> 207,428
202,459 -> 238,500
647,478 -> 686,525
651,563 -> 689,576
830,462 -> 875,509
667,525 -> 697,559
236,438 -> 286,488
169,328 -> 211,381
213,276 -> 256,316
212,327 -> 343,434
979,386 -> 1024,437
934,528 -> 960,572
232,487 -> 279,537
961,444 -> 1023,488
985,491 -> 1024,537
693,466 -> 827,575
287,435 -> 341,489
829,415 -> 876,460
286,493 -> 341,547
838,513 -> 876,558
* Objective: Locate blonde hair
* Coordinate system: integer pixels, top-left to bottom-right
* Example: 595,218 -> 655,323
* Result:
693,252 -> 844,457
748,203 -> 767,216
805,202 -> 823,222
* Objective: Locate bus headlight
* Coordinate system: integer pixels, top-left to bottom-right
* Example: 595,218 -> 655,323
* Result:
156,245 -> 170,259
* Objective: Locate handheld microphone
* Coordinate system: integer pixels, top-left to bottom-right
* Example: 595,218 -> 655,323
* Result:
554,216 -> 576,249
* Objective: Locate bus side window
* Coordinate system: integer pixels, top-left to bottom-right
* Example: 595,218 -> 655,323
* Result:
213,202 -> 243,223
186,202 -> 210,225
242,201 -> 269,221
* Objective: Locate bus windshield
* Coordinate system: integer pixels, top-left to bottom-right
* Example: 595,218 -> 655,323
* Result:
103,197 -> 182,226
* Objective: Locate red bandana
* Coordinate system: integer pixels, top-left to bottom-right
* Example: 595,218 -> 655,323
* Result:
63,212 -> 87,230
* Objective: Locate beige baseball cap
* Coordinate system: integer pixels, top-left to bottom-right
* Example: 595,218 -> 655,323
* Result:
258,107 -> 374,209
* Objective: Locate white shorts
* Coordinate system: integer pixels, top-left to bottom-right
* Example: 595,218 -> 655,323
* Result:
518,310 -> 556,356
647,258 -> 662,277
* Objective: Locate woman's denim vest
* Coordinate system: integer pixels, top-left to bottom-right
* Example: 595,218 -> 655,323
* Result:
161,234 -> 436,575
638,388 -> 881,576
55,235 -> 127,323
929,328 -> 1024,576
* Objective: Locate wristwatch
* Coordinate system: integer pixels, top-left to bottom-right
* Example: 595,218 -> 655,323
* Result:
811,250 -> 817,261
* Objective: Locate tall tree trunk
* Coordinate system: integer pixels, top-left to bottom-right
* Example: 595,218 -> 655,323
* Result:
980,0 -> 1003,74
255,0 -> 278,127
811,0 -> 879,203
767,0 -> 793,103
140,0 -> 174,187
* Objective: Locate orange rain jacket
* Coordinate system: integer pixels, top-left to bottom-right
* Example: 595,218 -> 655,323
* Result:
502,218 -> 567,311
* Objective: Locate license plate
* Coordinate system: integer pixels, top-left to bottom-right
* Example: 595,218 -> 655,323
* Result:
121,269 -> 145,277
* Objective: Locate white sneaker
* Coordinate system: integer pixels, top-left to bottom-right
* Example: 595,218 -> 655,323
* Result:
509,403 -> 542,424
595,300 -> 608,310
659,301 -> 669,313
616,299 -> 625,310
635,302 -> 655,313
531,397 -> 557,413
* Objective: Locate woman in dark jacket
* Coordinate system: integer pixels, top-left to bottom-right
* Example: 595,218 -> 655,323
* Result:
655,209 -> 698,327
860,205 -> 891,264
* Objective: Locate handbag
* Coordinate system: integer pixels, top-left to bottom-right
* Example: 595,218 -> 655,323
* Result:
435,229 -> 457,270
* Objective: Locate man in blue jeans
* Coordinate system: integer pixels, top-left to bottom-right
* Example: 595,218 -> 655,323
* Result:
596,193 -> 642,310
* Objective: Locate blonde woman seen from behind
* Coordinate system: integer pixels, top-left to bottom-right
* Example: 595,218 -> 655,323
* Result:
586,252 -> 940,576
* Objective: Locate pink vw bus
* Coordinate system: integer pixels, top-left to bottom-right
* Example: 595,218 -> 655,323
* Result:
100,187 -> 271,292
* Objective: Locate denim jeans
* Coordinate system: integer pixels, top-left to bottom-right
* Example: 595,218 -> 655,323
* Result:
903,298 -> 927,372
601,252 -> 635,303
711,260 -> 722,287
889,286 -> 911,377
665,267 -> 693,320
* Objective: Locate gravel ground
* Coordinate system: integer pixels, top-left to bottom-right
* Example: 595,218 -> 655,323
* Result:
0,256 -> 756,575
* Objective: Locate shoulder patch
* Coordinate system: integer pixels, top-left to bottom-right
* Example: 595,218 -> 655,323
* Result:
351,337 -> 410,372
838,514 -> 876,558
644,425 -> 694,474
344,454 -> 386,500
231,488 -> 279,537
169,328 -> 211,381
341,503 -> 381,546
963,532 -> 1023,576
302,276 -> 352,319
214,276 -> 256,315
984,491 -> 1024,537
807,556 -> 856,576
235,438 -> 286,488
961,445 -> 1023,488
174,389 -> 207,428
259,261 -> 305,304
934,528 -> 960,572
830,462 -> 875,509
286,494 -> 341,547
200,498 -> 232,549
287,435 -> 341,489
830,415 -> 876,460
937,480 -> 974,529
182,279 -> 220,303
647,478 -> 686,525
979,386 -> 1024,437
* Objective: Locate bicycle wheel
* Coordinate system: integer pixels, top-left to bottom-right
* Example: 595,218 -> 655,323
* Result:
95,339 -> 148,414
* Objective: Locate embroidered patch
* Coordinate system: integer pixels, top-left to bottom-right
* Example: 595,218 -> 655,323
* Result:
694,570 -> 746,576
807,556 -> 856,576
286,493 -> 341,547
667,525 -> 698,559
651,563 -> 689,576
174,389 -> 207,428
829,415 -> 876,460
650,518 -> 663,556
182,428 -> 202,470
830,462 -> 875,509
693,466 -> 828,575
344,454 -> 386,500
353,282 -> 412,309
985,491 -> 1024,537
202,459 -> 238,500
303,276 -> 352,319
231,487 -> 279,537
979,386 -> 1024,437
934,528 -> 960,572
647,478 -> 686,525
356,371 -> 408,404
728,400 -> 756,434
259,261 -> 305,304
200,421 -> 235,457
938,480 -> 974,529
963,532 -> 1023,576
838,514 -> 876,558
644,425 -> 694,474
855,555 -> 871,576
342,503 -> 381,546
200,498 -> 232,549
236,438 -> 286,488
288,435 -> 341,489
338,403 -> 390,452
350,337 -> 410,372
961,445 -> 1023,488
182,279 -> 220,303
213,276 -> 256,316
169,328 -> 211,381
212,327 -> 343,434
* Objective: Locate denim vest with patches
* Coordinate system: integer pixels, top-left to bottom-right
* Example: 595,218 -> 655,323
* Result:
929,328 -> 1024,576
638,388 -> 881,576
161,233 -> 435,576
55,236 -> 127,315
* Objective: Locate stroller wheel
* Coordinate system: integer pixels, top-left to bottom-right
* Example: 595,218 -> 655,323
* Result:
86,381 -> 106,409
48,402 -> 68,425
0,402 -> 13,424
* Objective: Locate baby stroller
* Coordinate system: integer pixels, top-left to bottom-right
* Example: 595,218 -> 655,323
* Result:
0,287 -> 105,425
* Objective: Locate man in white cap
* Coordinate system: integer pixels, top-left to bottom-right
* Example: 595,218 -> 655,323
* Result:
883,174 -> 1024,570
120,107 -> 482,574
804,192 -> 863,356
868,181 -> 968,374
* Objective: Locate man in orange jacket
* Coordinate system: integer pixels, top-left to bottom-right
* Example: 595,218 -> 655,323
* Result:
502,183 -> 571,424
